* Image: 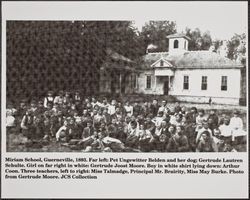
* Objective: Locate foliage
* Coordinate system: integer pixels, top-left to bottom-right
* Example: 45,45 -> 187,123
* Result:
185,27 -> 212,50
140,21 -> 177,52
227,33 -> 246,64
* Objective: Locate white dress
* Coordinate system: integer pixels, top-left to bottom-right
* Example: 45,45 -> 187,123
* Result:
229,117 -> 246,140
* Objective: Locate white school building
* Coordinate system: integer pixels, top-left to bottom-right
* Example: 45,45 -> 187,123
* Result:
136,33 -> 244,105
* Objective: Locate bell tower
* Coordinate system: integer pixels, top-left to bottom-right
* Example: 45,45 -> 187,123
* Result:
167,33 -> 190,54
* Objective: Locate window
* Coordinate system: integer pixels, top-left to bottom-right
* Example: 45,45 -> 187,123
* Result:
146,75 -> 151,89
221,76 -> 227,91
133,74 -> 137,88
183,76 -> 189,90
184,41 -> 187,50
160,60 -> 164,66
201,76 -> 207,90
174,40 -> 179,48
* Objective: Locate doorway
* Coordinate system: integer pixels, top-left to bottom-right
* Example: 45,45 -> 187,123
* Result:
164,76 -> 169,95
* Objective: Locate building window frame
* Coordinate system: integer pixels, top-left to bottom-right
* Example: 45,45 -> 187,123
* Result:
133,74 -> 137,89
160,60 -> 164,67
221,76 -> 227,91
146,75 -> 151,89
183,75 -> 189,90
174,40 -> 179,49
201,76 -> 207,90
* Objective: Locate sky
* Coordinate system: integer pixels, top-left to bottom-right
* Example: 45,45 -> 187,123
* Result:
2,1 -> 247,41
132,2 -> 247,40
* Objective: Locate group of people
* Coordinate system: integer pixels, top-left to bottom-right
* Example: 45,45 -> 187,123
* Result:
6,90 -> 247,152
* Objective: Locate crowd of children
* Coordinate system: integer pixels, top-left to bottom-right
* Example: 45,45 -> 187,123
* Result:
6,90 -> 247,152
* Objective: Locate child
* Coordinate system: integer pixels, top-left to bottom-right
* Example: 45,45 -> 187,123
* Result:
56,120 -> 69,142
229,110 -> 246,143
54,90 -> 64,106
30,100 -> 38,115
152,111 -> 165,127
196,119 -> 213,144
82,121 -> 94,139
138,124 -> 152,152
219,117 -> 232,144
195,109 -> 207,132
133,101 -> 141,117
73,91 -> 81,103
196,131 -> 215,152
44,91 -> 54,108
167,125 -> 189,152
124,101 -> 133,117
125,120 -> 139,149
207,109 -> 219,129
21,109 -> 36,139
108,99 -> 116,115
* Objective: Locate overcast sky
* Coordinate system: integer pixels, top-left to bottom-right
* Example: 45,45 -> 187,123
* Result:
2,1 -> 247,41
133,2 -> 247,40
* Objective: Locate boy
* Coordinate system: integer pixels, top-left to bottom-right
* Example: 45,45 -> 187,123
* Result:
125,120 -> 139,149
196,131 -> 215,152
20,109 -> 35,139
167,125 -> 189,152
44,91 -> 54,108
195,109 -> 207,132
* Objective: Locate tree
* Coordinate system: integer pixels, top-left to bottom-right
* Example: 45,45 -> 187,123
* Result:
185,27 -> 212,51
227,33 -> 246,64
140,21 -> 177,52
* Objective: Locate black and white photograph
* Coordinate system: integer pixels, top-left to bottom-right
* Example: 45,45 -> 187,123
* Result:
6,19 -> 247,152
1,1 -> 248,199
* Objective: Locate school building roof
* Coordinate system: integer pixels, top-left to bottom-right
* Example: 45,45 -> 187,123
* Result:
140,51 -> 243,69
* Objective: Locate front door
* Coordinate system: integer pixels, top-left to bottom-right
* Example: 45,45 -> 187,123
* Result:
121,74 -> 126,94
110,72 -> 116,93
164,77 -> 169,95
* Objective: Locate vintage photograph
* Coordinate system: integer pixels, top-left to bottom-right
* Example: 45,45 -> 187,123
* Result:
6,20 -> 247,152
